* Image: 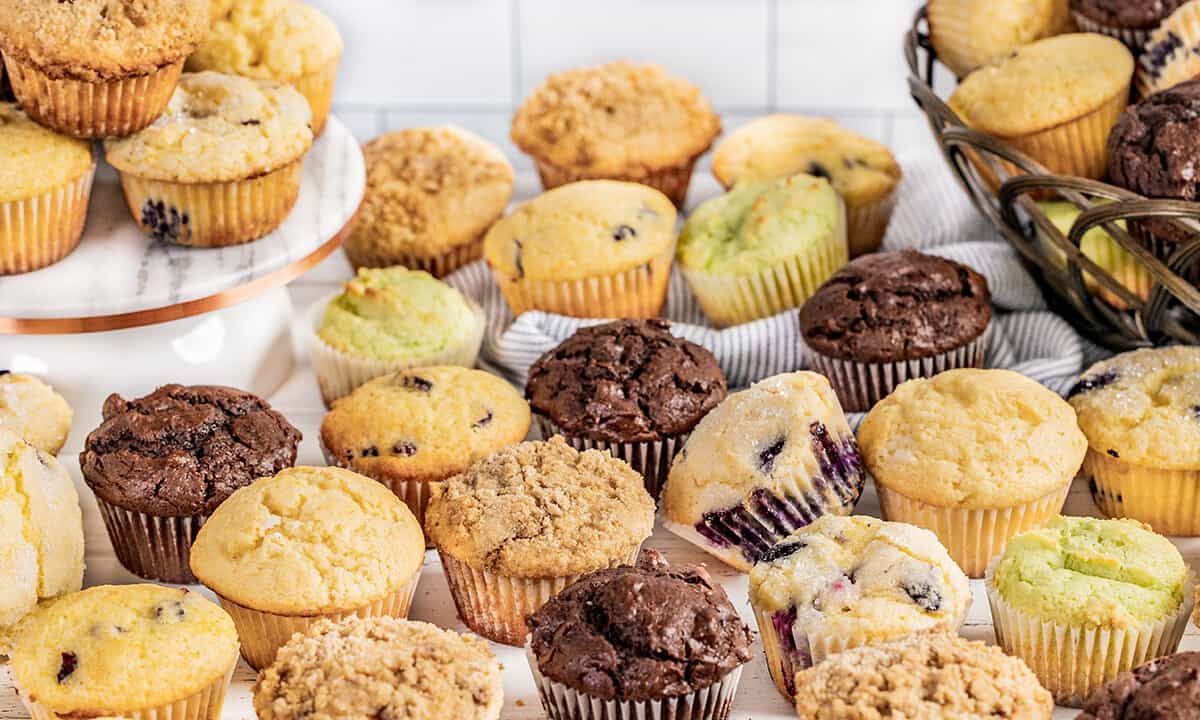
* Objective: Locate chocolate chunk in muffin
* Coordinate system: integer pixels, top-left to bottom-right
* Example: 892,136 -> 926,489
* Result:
1072,0 -> 1187,30
1078,652 -> 1200,719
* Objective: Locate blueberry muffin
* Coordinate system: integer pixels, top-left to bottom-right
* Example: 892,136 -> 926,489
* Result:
1137,2 -> 1200,97
1071,0 -> 1186,49
0,371 -> 73,454
1078,652 -> 1200,719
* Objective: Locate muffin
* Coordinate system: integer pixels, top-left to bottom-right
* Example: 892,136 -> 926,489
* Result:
0,371 -> 73,454
510,61 -> 720,207
1078,652 -> 1200,719
80,384 -> 301,583
343,127 -> 514,275
0,103 -> 94,274
799,250 -> 992,412
711,115 -> 902,257
189,465 -> 425,669
526,319 -> 727,497
927,0 -> 1074,76
9,584 -> 239,720
104,70 -> 313,248
676,174 -> 848,328
320,366 -> 532,528
858,368 -> 1087,577
0,0 -> 208,138
1072,0 -> 1187,49
525,550 -> 751,720
660,371 -> 866,572
483,180 -> 676,320
424,437 -> 655,646
1069,347 -> 1200,535
986,516 -> 1193,706
792,632 -> 1054,719
0,430 -> 84,653
1137,1 -> 1200,97
948,33 -> 1133,181
308,266 -> 485,405
187,0 -> 343,135
748,515 -> 971,700
255,617 -> 503,720
1039,200 -> 1150,308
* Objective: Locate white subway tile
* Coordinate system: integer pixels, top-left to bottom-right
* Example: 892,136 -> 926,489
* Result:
890,109 -> 941,157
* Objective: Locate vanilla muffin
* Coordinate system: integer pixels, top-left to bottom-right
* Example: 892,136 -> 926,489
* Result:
483,180 -> 677,319
0,372 -> 72,454
424,437 -> 655,646
712,115 -> 902,257
0,0 -> 208,138
660,372 -> 866,572
189,466 -> 425,669
104,70 -> 313,248
10,585 -> 239,720
0,103 -> 94,274
858,368 -> 1087,576
188,0 -> 343,135
928,0 -> 1074,76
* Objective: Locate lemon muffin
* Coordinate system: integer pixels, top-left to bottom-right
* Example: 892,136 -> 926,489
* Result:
987,516 -> 1193,705
188,0 -> 343,135
483,180 -> 677,319
189,465 -> 425,669
1137,1 -> 1200,97
858,368 -> 1087,577
343,127 -> 513,276
660,372 -> 866,572
424,437 -> 655,646
104,70 -> 313,248
0,372 -> 72,454
10,585 -> 239,720
928,0 -> 1074,77
320,366 -> 531,528
511,61 -> 720,207
0,430 -> 84,653
1039,200 -> 1149,309
0,0 -> 208,138
0,103 -> 94,274
712,115 -> 902,257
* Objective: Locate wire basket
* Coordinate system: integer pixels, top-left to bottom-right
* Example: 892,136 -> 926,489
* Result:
904,6 -> 1200,350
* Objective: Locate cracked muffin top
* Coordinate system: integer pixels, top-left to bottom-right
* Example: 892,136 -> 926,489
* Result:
187,0 -> 342,81
0,370 -> 74,454
0,104 -> 93,205
1078,651 -> 1200,719
527,550 -> 751,701
80,384 -> 300,517
1109,80 -> 1200,203
1071,0 -> 1186,29
800,250 -> 992,363
423,437 -> 655,578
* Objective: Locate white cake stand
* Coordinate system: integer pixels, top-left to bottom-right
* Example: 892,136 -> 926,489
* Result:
0,116 -> 365,432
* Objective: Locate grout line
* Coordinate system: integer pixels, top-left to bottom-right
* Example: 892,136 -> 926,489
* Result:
766,0 -> 778,112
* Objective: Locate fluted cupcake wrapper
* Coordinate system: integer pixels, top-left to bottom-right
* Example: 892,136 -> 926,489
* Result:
1083,448 -> 1200,536
95,497 -> 206,584
846,190 -> 898,258
1137,3 -> 1200,98
986,558 -> 1195,707
493,250 -> 673,320
534,416 -> 685,499
1071,12 -> 1152,53
525,641 -> 744,720
0,162 -> 94,275
345,237 -> 483,278
319,435 -> 436,541
532,157 -> 699,209
290,54 -> 341,137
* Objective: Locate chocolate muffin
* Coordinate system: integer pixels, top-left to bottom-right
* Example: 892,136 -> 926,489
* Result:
1072,0 -> 1187,49
799,250 -> 991,412
1078,652 -> 1200,719
81,384 -> 301,582
526,319 -> 726,497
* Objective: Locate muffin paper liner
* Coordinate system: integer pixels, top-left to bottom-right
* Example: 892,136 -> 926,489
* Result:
95,497 -> 206,584
532,157 -> 699,209
0,161 -> 94,275
534,416 -> 685,499
877,482 -> 1070,578
116,159 -> 303,248
846,189 -> 898,258
4,55 -> 183,139
438,545 -> 642,647
290,54 -> 341,137
493,250 -> 673,320
319,435 -> 436,541
1137,2 -> 1200,98
925,0 -> 985,76
986,558 -> 1195,707
1071,11 -> 1152,53
525,641 -> 744,720
1128,220 -> 1200,284
305,289 -> 486,406
345,236 -> 483,278
808,332 -> 987,413
1083,448 -> 1200,536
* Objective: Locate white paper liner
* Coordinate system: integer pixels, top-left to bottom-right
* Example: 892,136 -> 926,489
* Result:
846,189 -> 898,258
1071,11 -> 1152,51
534,416 -> 685,499
1083,448 -> 1200,536
0,161 -> 94,275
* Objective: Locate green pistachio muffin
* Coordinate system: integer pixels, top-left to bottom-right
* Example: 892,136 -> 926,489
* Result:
1039,200 -> 1149,309
0,372 -> 72,454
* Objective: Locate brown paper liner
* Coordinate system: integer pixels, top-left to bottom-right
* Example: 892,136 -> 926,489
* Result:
1083,448 -> 1200,536
95,496 -> 206,584
1071,11 -> 1152,52
289,55 -> 340,137
0,162 -> 94,275
534,416 -> 684,499
532,158 -> 698,209
344,236 -> 483,278
493,250 -> 672,320
846,190 -> 898,258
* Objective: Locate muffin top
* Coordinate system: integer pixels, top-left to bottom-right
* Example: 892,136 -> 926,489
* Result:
1068,346 -> 1200,469
0,104 -> 93,204
712,115 -> 902,205
526,550 -> 752,701
858,369 -> 1087,508
188,0 -> 342,81
948,33 -> 1134,137
1108,80 -> 1200,202
1071,0 -> 1186,29
483,180 -> 676,281
0,0 -> 208,82
510,61 -> 720,176
80,384 -> 301,517
676,174 -> 844,276
316,267 -> 481,362
10,585 -> 238,715
321,366 -> 531,485
424,437 -> 655,578
928,0 -> 1074,76
994,516 -> 1187,628
792,632 -> 1054,719
526,320 -> 727,443
346,127 -> 514,261
1078,652 -> 1200,719
800,250 -> 992,363
189,466 -> 424,614
0,371 -> 73,455
254,618 -> 502,720
103,71 -> 313,183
